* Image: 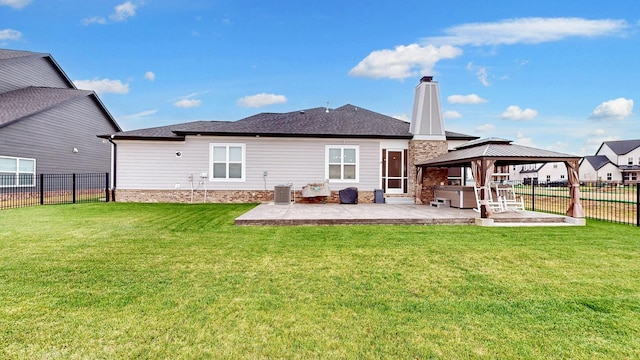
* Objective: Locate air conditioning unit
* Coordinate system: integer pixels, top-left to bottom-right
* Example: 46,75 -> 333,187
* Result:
274,185 -> 291,205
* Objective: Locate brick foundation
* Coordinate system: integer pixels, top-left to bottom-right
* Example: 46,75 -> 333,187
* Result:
115,189 -> 376,204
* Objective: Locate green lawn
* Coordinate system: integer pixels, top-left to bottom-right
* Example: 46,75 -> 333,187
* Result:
1,203 -> 639,359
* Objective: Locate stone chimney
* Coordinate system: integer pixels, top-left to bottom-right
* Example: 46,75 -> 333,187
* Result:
410,76 -> 446,140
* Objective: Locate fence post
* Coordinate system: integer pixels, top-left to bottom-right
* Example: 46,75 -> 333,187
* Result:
39,173 -> 44,205
72,173 -> 76,204
636,183 -> 640,226
105,173 -> 110,203
531,183 -> 535,211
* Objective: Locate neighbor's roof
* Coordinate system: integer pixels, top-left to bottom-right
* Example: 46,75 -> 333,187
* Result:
0,48 -> 76,89
102,104 -> 477,141
417,138 -> 580,167
0,48 -> 44,60
599,139 -> 640,155
581,155 -> 613,170
0,86 -> 120,131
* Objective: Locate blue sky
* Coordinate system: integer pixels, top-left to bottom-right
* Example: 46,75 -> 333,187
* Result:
2,0 -> 639,155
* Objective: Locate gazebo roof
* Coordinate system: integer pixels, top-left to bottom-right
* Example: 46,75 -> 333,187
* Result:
417,138 -> 580,168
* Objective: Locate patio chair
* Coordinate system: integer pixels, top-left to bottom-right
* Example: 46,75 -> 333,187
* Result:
494,184 -> 525,211
473,185 -> 505,213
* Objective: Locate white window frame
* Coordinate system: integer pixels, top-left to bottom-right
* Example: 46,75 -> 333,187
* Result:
209,143 -> 246,182
325,145 -> 359,182
0,156 -> 36,188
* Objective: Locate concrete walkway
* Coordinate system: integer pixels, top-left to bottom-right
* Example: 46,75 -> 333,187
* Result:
234,203 -> 583,226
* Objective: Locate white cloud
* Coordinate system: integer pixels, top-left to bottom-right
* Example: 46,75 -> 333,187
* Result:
236,93 -> 287,108
447,94 -> 487,104
501,105 -> 538,120
110,1 -> 137,22
589,98 -> 633,120
588,129 -> 606,136
475,123 -> 495,132
443,110 -> 462,119
467,62 -> 490,86
423,17 -> 630,46
74,78 -> 129,95
547,141 -> 570,153
144,71 -> 155,81
349,44 -> 462,80
118,109 -> 158,121
174,98 -> 202,108
476,67 -> 490,86
0,0 -> 31,9
81,16 -> 107,25
0,29 -> 21,41
515,131 -> 535,147
392,113 -> 410,122
83,1 -> 138,25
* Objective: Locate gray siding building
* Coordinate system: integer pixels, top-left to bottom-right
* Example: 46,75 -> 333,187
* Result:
0,49 -> 121,188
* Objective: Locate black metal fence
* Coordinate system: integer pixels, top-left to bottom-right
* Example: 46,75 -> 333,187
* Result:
512,181 -> 639,226
0,173 -> 110,210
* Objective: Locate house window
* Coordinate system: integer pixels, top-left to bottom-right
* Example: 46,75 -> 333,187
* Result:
209,144 -> 245,181
553,164 -> 558,169
326,145 -> 358,181
628,157 -> 633,165
546,175 -> 551,182
606,173 -> 612,181
0,156 -> 36,187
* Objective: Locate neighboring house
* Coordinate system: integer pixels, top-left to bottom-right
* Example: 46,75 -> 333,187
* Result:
0,49 -> 120,188
509,162 -> 568,184
102,76 -> 477,204
579,155 -> 620,183
580,140 -> 640,184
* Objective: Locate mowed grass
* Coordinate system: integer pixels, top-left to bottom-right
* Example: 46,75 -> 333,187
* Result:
1,203 -> 639,359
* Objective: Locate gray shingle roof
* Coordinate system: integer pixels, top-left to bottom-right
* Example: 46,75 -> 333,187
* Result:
180,104 -> 413,138
0,86 -> 94,128
109,104 -> 476,140
106,104 -> 477,141
418,138 -> 580,167
581,155 -> 613,170
602,140 -> 640,155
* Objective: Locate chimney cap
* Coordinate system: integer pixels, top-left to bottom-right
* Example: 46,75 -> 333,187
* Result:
420,76 -> 433,83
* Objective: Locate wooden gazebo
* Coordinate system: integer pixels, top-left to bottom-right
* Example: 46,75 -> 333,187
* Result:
416,138 -> 584,219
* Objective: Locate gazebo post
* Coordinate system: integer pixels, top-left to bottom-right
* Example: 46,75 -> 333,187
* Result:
480,161 -> 488,218
565,159 -> 585,218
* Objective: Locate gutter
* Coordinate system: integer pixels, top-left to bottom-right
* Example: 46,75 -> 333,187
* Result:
108,135 -> 117,201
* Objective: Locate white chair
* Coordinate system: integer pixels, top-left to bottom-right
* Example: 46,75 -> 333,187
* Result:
473,185 -> 505,213
494,184 -> 525,211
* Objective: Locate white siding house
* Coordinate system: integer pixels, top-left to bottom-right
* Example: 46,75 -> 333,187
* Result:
580,140 -> 640,184
508,162 -> 568,184
102,77 -> 478,204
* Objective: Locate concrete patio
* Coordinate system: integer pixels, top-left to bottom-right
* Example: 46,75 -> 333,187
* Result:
234,203 -> 585,226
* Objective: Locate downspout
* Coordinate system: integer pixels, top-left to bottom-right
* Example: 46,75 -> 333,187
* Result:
108,135 -> 117,202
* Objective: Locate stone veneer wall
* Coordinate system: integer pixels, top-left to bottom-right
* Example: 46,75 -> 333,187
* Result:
418,168 -> 449,204
408,140 -> 449,204
116,189 -> 375,204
